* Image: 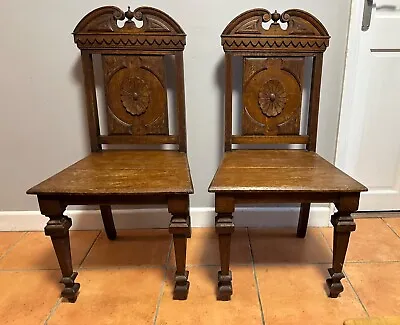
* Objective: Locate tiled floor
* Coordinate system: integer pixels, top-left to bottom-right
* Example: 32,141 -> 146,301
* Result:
0,217 -> 400,325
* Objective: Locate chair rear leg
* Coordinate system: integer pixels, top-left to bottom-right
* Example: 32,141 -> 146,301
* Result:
297,203 -> 311,238
100,205 -> 117,240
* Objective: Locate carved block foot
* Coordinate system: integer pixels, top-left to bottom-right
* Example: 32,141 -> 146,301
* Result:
326,267 -> 344,298
173,271 -> 190,300
217,271 -> 232,301
60,271 -> 80,303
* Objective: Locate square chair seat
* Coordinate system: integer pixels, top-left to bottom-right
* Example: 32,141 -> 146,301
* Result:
27,150 -> 193,196
209,150 -> 367,193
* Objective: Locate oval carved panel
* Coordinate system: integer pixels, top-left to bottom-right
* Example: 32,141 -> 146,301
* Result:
242,58 -> 304,135
103,55 -> 168,135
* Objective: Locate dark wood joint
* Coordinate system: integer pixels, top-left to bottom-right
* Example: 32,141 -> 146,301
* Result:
331,212 -> 356,233
44,216 -> 72,238
38,198 -> 66,217
215,194 -> 235,214
169,214 -> 191,237
215,213 -> 235,235
168,195 -> 189,214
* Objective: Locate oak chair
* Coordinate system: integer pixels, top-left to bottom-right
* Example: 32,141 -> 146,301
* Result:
209,8 -> 367,301
27,6 -> 192,302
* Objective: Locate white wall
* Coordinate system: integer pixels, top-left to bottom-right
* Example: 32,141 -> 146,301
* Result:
0,1 -> 351,218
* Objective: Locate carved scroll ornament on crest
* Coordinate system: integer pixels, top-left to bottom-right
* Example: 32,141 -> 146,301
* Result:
221,8 -> 330,52
73,6 -> 186,50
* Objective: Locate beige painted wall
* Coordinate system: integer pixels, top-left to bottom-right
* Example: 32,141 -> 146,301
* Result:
0,0 -> 351,212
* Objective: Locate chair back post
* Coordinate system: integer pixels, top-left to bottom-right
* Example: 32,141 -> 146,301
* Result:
73,6 -> 187,152
221,9 -> 330,152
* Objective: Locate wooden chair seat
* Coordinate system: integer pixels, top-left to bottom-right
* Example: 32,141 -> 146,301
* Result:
28,151 -> 193,196
209,150 -> 366,193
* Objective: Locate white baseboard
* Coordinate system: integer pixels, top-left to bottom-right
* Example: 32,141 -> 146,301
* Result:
0,206 -> 331,231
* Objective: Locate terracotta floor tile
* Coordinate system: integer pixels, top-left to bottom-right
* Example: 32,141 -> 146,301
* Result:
82,229 -> 171,268
345,263 -> 400,317
383,217 -> 400,237
0,270 -> 61,324
169,228 -> 251,267
0,232 -> 26,257
321,218 -> 400,262
48,268 -> 164,325
256,264 -> 367,325
249,228 -> 332,264
156,266 -> 262,325
0,231 -> 99,270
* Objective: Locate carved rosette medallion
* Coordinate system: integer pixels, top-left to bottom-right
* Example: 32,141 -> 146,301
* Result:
120,75 -> 150,116
258,80 -> 287,117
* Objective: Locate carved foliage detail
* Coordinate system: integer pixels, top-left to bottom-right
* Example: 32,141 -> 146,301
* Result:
120,75 -> 150,116
258,80 -> 287,117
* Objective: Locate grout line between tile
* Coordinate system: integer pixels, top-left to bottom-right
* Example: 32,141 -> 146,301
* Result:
342,269 -> 369,317
319,228 -> 333,254
78,230 -> 101,269
153,238 -> 173,325
247,228 -> 266,325
0,231 -> 29,262
43,298 -> 62,325
78,264 -> 168,271
345,260 -> 400,264
381,217 -> 400,239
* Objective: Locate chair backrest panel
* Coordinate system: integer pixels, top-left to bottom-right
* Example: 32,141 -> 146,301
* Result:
221,9 -> 330,152
242,57 -> 304,136
73,6 -> 187,152
101,54 -> 168,136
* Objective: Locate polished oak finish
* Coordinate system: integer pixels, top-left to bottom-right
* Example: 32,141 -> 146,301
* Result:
210,8 -> 367,300
27,6 -> 192,302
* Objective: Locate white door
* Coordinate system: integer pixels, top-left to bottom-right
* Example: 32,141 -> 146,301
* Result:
336,0 -> 400,210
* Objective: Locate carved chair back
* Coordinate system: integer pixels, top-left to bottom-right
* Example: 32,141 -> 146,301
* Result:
221,9 -> 330,152
74,6 -> 187,152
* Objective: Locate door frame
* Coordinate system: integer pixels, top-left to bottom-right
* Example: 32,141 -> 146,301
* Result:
335,0 -> 366,174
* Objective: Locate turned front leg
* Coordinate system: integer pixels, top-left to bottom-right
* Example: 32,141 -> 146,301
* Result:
327,195 -> 358,298
168,195 -> 191,300
215,195 -> 235,301
39,199 -> 80,302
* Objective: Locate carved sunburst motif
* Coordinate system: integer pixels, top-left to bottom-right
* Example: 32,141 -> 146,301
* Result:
120,75 -> 150,116
258,80 -> 287,117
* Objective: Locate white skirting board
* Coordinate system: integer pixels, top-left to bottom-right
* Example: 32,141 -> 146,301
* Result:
0,206 -> 332,231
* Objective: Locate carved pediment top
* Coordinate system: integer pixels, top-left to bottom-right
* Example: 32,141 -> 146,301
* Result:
73,6 -> 185,50
221,8 -> 330,53
74,6 -> 185,35
222,8 -> 329,37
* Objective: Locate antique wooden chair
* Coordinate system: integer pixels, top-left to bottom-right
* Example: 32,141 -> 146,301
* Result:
209,8 -> 367,301
27,6 -> 192,302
